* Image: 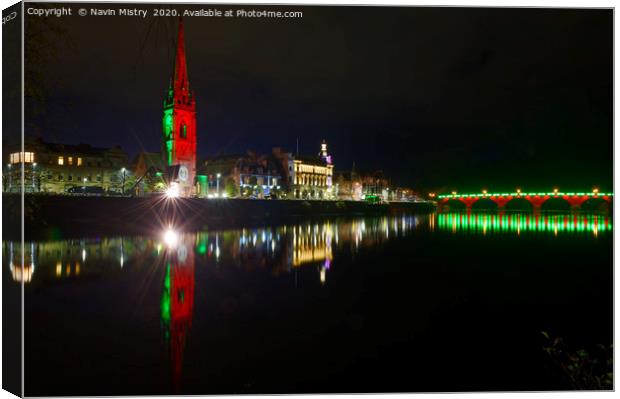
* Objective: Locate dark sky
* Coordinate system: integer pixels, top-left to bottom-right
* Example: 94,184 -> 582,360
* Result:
25,4 -> 612,192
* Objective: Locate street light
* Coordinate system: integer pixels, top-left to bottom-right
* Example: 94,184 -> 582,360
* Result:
7,163 -> 11,192
593,187 -> 599,195
121,167 -> 126,195
83,177 -> 87,194
553,188 -> 559,195
216,173 -> 221,197
165,183 -> 180,199
482,189 -> 487,195
32,163 -> 37,191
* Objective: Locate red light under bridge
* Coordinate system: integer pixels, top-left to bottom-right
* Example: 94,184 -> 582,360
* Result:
437,191 -> 613,212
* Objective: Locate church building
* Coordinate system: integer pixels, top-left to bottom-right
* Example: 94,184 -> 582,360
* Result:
161,18 -> 197,197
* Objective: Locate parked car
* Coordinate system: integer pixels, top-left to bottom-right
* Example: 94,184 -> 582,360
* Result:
66,186 -> 105,195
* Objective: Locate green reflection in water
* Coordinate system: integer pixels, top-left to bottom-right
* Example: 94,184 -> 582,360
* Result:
436,213 -> 612,236
161,262 -> 171,337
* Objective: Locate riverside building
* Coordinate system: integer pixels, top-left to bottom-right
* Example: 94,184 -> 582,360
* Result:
3,137 -> 129,194
288,140 -> 334,200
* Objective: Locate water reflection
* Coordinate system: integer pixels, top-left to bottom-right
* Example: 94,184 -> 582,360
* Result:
160,232 -> 195,391
5,214 -> 612,287
5,213 -> 613,392
437,213 -> 612,236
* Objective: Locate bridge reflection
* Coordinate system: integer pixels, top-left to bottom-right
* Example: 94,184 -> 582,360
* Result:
436,213 -> 612,236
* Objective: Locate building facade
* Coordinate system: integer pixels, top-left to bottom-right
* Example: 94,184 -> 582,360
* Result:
199,150 -> 286,198
3,137 -> 129,194
288,141 -> 334,200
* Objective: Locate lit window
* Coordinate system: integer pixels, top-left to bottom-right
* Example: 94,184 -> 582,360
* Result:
77,157 -> 82,166
58,156 -> 64,165
68,157 -> 73,166
10,152 -> 34,164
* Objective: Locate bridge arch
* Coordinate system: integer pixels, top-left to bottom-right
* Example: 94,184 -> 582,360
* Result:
540,197 -> 571,212
471,198 -> 498,211
504,197 -> 533,212
438,193 -> 614,213
580,197 -> 612,213
440,198 -> 467,211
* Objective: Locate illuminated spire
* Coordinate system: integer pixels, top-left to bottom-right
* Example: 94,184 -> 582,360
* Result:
173,17 -> 191,103
319,139 -> 332,165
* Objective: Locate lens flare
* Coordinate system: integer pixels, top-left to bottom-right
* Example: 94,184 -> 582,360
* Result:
163,229 -> 179,247
165,184 -> 180,199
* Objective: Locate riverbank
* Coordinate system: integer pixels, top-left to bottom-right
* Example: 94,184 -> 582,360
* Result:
2,194 -> 435,240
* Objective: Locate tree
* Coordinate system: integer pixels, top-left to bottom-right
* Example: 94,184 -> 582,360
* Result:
224,178 -> 238,198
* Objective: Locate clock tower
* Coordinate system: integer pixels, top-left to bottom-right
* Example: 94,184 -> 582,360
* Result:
163,18 -> 196,196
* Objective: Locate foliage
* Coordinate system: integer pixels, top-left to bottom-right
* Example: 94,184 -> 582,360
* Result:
25,11 -> 75,123
224,178 -> 238,198
541,331 -> 613,390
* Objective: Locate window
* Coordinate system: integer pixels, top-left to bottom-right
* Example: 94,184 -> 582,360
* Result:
181,124 -> 187,138
58,156 -> 64,165
67,157 -> 73,166
57,174 -> 63,181
77,157 -> 82,166
67,175 -> 73,181
10,152 -> 34,164
96,175 -> 102,182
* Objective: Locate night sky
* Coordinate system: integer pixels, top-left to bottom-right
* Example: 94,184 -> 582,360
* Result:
24,4 -> 612,192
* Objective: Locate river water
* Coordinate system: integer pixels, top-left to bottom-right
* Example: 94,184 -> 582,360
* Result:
4,212 -> 612,394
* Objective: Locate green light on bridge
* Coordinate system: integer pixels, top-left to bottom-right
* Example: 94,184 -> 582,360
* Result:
438,191 -> 614,199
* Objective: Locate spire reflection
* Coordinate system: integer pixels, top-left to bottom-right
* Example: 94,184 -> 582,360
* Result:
159,231 -> 195,392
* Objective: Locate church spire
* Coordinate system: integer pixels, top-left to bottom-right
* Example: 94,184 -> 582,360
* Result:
173,18 -> 191,103
162,17 -> 197,197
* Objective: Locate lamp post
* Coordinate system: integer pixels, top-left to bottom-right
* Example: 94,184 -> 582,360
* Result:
216,173 -> 221,197
7,164 -> 12,192
82,177 -> 87,194
32,163 -> 37,192
121,167 -> 126,195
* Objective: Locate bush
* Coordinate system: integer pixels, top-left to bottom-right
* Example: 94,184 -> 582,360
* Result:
541,331 -> 613,390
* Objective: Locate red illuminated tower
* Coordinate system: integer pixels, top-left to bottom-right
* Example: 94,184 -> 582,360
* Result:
163,18 -> 197,196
